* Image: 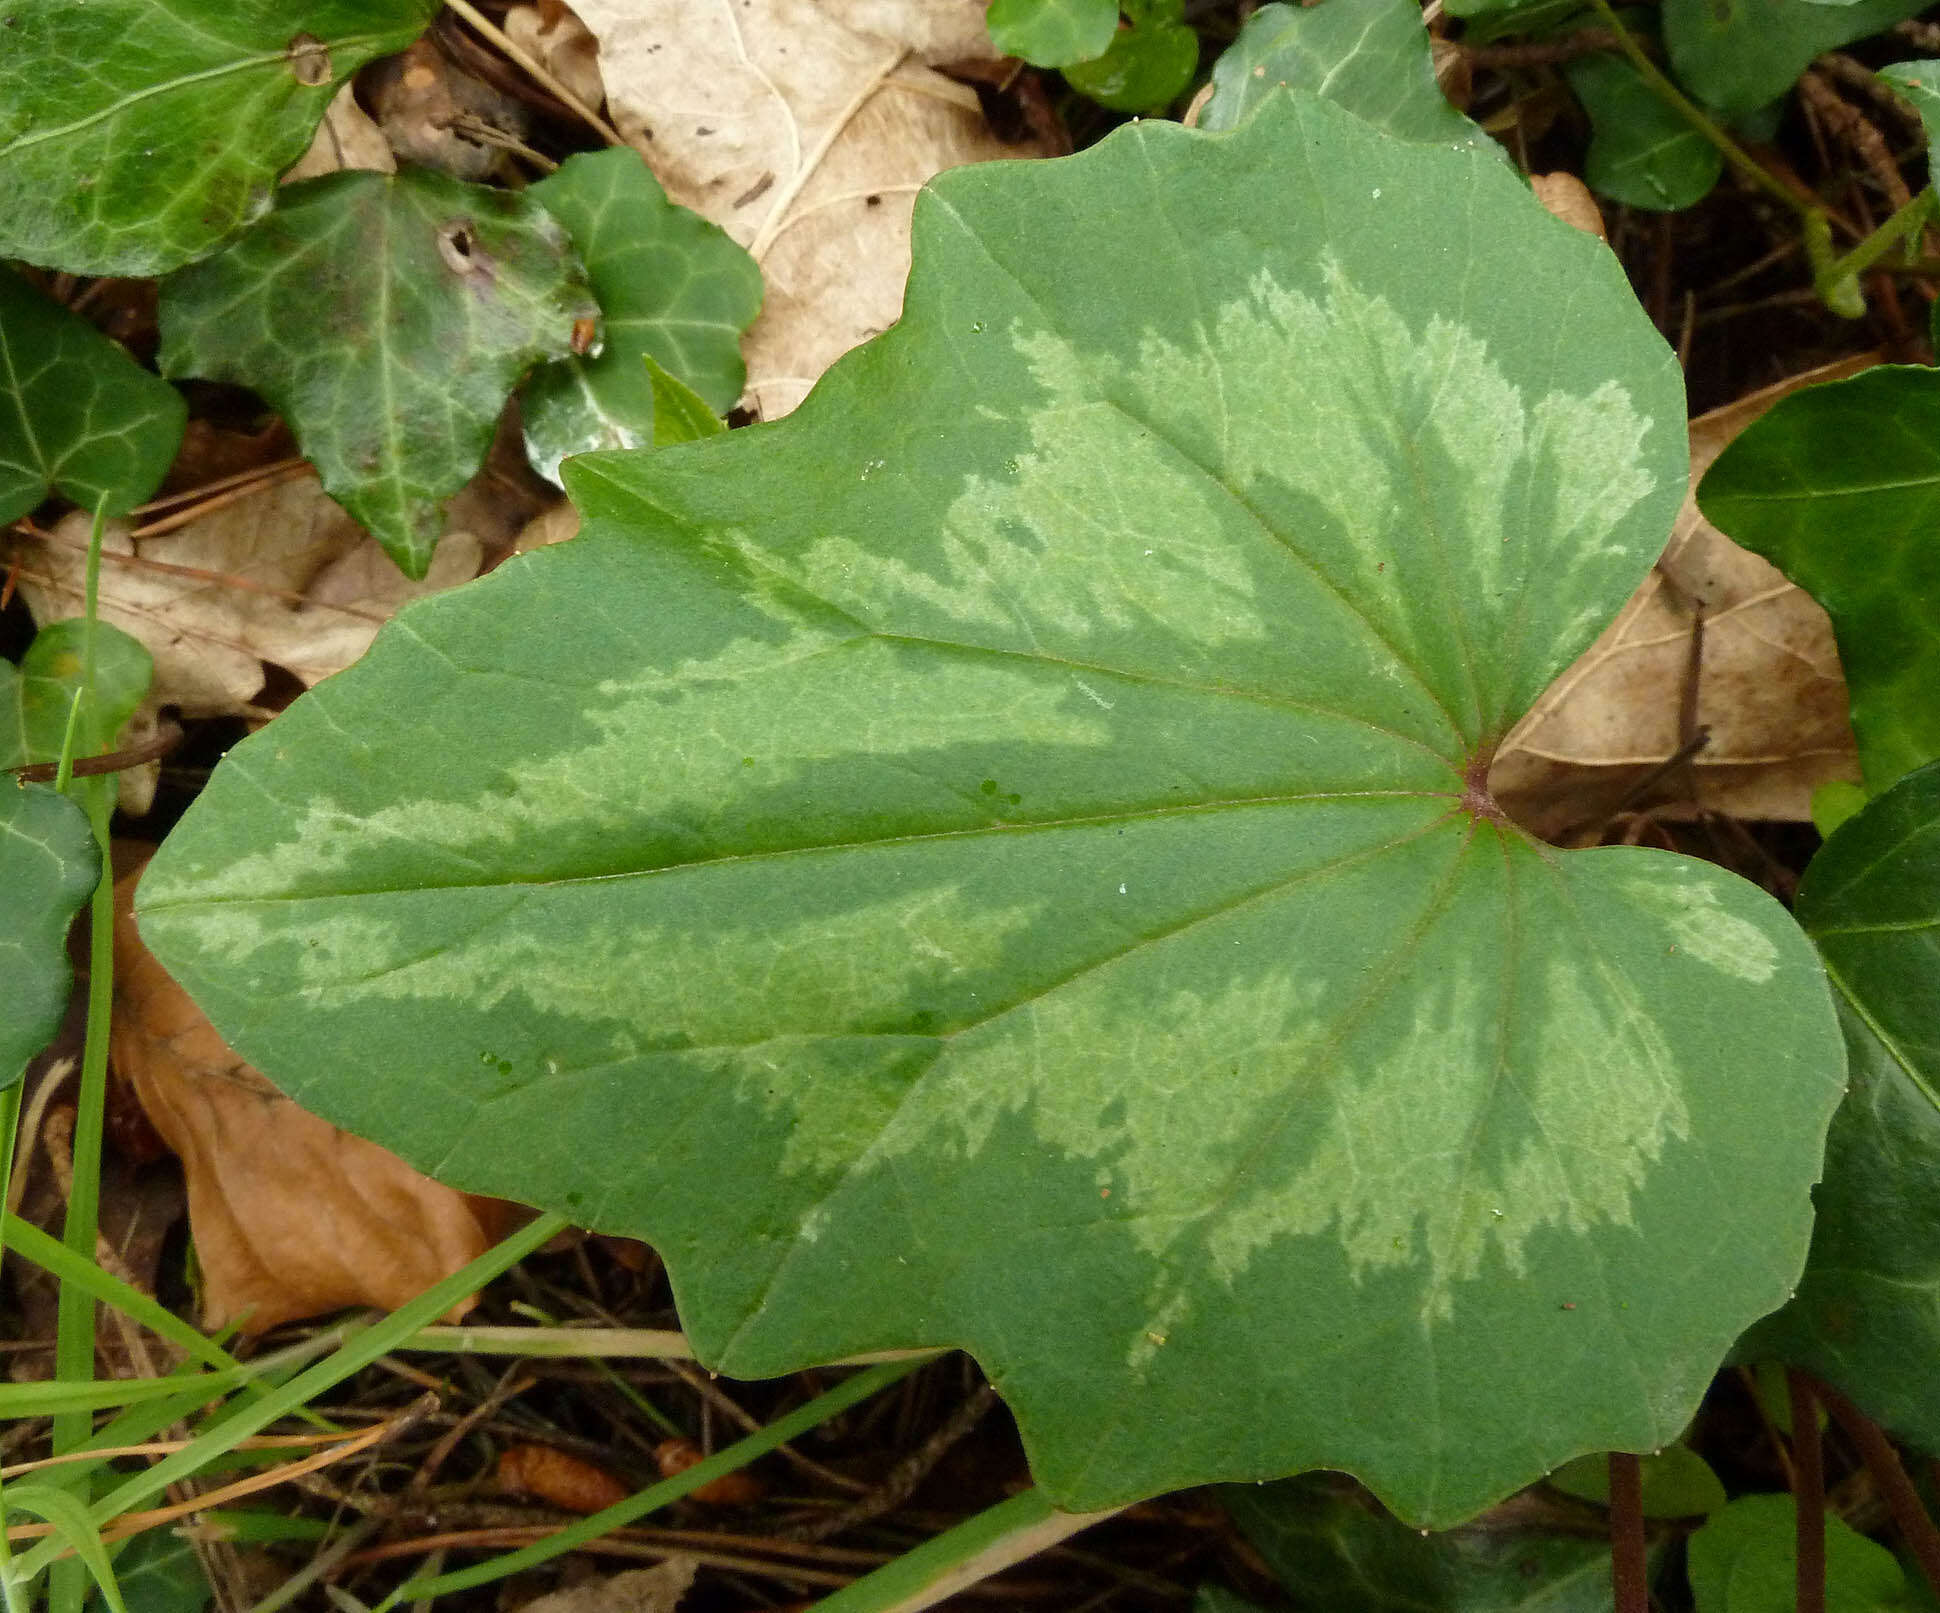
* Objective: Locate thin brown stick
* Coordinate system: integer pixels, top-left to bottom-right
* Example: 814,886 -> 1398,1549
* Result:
1790,1372 -> 1827,1613
1460,27 -> 1620,68
1609,1453 -> 1648,1613
1816,1382 -> 1940,1599
7,715 -> 183,783
785,1383 -> 998,1543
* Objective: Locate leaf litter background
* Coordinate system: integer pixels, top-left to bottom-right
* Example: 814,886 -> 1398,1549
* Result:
8,0 -> 1940,1608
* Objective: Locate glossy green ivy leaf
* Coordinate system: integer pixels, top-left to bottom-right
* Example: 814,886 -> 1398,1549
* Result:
137,94 -> 1846,1524
1882,63 -> 1940,178
1743,764 -> 1940,1448
0,268 -> 186,523
1223,1475 -> 1618,1611
1064,0 -> 1198,111
987,0 -> 1122,67
1663,0 -> 1932,120
1547,1443 -> 1726,1517
0,0 -> 436,277
1565,52 -> 1723,211
2,620 -> 155,767
1696,365 -> 1940,795
90,1529 -> 211,1613
0,782 -> 96,1090
158,168 -> 597,579
521,149 -> 760,485
645,356 -> 728,448
1200,0 -> 1494,156
1687,1494 -> 1910,1613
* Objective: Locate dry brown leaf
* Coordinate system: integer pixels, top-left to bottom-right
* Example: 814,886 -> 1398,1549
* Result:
514,1559 -> 697,1613
497,1445 -> 632,1513
1530,171 -> 1604,240
282,82 -> 397,182
576,0 -> 1057,417
1492,356 -> 1874,838
503,1 -> 608,112
112,855 -> 510,1332
9,478 -> 483,719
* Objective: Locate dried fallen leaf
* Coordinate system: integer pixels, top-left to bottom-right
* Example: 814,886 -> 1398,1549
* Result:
282,82 -> 397,182
514,1559 -> 696,1613
112,854 -> 509,1332
1493,356 -> 1872,838
497,1445 -> 633,1514
1530,171 -> 1604,240
503,1 -> 607,112
576,0 -> 1057,416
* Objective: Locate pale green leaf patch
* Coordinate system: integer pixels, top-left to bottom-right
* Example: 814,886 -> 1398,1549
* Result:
139,94 -> 1845,1524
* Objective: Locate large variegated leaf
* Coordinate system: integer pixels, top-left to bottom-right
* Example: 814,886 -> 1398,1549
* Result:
137,94 -> 1845,1525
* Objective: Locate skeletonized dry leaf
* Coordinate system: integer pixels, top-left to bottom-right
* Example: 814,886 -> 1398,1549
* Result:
1493,356 -> 1871,838
10,477 -> 482,718
513,1560 -> 697,1613
113,856 -> 510,1332
575,0 -> 1058,417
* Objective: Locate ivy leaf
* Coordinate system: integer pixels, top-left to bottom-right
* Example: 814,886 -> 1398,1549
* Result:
0,267 -> 187,523
1223,1475 -> 1619,1610
1742,762 -> 1940,1447
1064,1 -> 1199,112
137,94 -> 1846,1524
521,148 -> 761,484
1687,1494 -> 1911,1612
0,0 -> 435,276
1565,51 -> 1723,211
645,356 -> 728,448
1547,1444 -> 1727,1517
1882,63 -> 1940,179
1662,0 -> 1931,119
2,620 -> 155,767
987,0 -> 1122,67
158,169 -> 598,580
1696,365 -> 1940,795
0,782 -> 96,1089
1199,0 -> 1495,157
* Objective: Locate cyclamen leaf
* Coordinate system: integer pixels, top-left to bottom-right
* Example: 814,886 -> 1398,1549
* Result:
987,0 -> 1122,67
1696,365 -> 1940,795
0,268 -> 186,523
1662,0 -> 1932,119
522,148 -> 761,484
1686,1494 -> 1910,1612
158,169 -> 597,580
137,94 -> 1846,1524
0,0 -> 436,277
0,782 -> 97,1090
1743,763 -> 1940,1448
1566,53 -> 1723,212
1199,0 -> 1494,156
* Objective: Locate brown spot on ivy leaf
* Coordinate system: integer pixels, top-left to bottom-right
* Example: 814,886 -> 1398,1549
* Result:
286,33 -> 331,87
112,851 -> 514,1332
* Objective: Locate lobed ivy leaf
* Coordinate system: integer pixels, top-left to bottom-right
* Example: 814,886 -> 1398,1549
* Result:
2,620 -> 155,767
1199,0 -> 1494,157
158,168 -> 598,580
0,267 -> 187,523
1696,365 -> 1940,795
137,94 -> 1846,1524
987,0 -> 1122,67
521,148 -> 761,485
1223,1474 -> 1619,1611
1743,762 -> 1940,1449
0,782 -> 96,1090
644,356 -> 729,448
1565,51 -> 1723,212
1686,1494 -> 1911,1612
0,0 -> 436,277
1662,0 -> 1932,119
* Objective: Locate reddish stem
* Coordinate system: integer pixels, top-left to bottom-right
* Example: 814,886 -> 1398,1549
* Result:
1817,1380 -> 1940,1600
1789,1371 -> 1826,1613
1610,1452 -> 1648,1613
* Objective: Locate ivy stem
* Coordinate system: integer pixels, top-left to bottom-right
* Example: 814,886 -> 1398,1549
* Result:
1788,1371 -> 1826,1613
1608,1452 -> 1647,1613
1813,190 -> 1937,315
1816,1381 -> 1940,1599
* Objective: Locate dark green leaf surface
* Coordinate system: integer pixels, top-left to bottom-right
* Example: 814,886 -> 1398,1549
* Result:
522,149 -> 760,484
1696,365 -> 1940,794
1224,1475 -> 1617,1611
987,0 -> 1122,67
0,268 -> 186,523
0,0 -> 435,276
1687,1494 -> 1910,1612
1547,1443 -> 1726,1517
138,95 -> 1845,1523
1882,63 -> 1940,180
92,1529 -> 212,1613
1,620 -> 155,767
1743,764 -> 1940,1447
1663,0 -> 1931,119
1200,0 -> 1494,155
1063,2 -> 1198,111
1565,53 -> 1722,211
0,782 -> 97,1089
158,168 -> 597,579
